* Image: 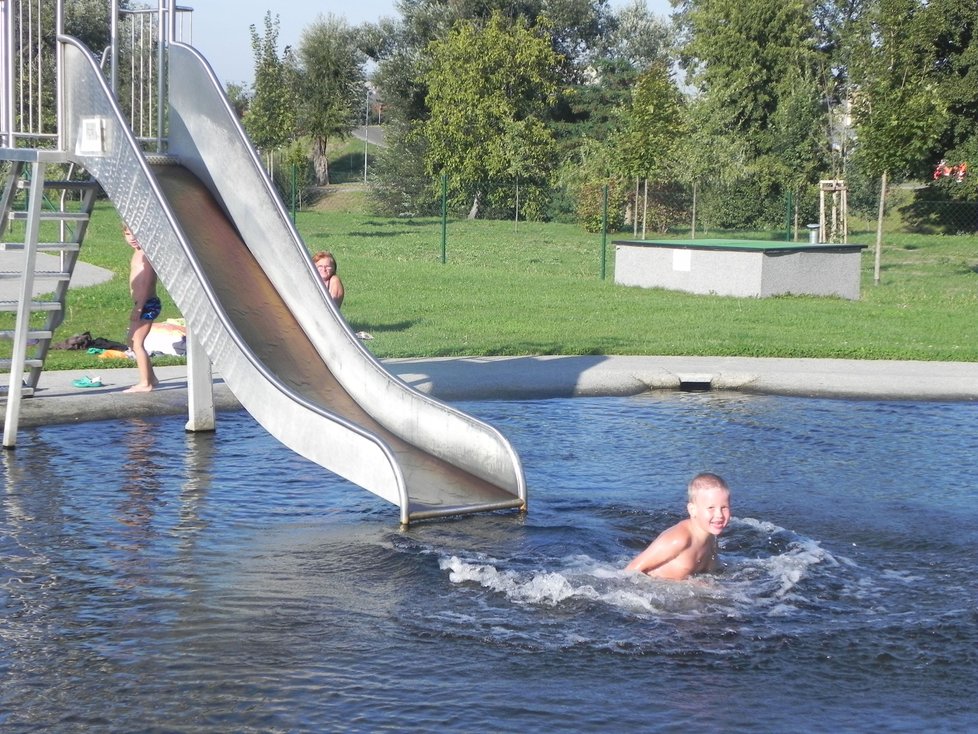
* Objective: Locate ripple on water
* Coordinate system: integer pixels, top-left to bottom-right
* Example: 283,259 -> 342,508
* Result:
1,396 -> 976,732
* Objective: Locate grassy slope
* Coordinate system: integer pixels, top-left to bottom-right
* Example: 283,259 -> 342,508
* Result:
10,187 -> 977,372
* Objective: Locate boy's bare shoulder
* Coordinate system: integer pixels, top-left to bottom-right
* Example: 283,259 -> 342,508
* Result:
625,519 -> 694,575
658,519 -> 694,547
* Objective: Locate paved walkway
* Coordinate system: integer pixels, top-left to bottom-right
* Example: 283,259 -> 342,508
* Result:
0,251 -> 114,300
3,355 -> 976,430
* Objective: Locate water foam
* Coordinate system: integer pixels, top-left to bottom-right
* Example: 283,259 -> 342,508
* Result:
436,516 -> 868,628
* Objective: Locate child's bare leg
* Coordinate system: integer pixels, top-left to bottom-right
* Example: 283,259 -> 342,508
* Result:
124,319 -> 158,393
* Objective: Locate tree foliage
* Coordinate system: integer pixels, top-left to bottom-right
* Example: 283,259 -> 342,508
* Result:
420,11 -> 561,218
672,0 -> 826,228
296,15 -> 366,185
923,0 -> 978,158
243,13 -> 297,152
260,0 -> 978,233
848,0 -> 947,179
612,61 -> 685,180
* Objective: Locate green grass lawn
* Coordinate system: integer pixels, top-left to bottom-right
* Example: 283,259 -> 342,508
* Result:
7,197 -> 976,372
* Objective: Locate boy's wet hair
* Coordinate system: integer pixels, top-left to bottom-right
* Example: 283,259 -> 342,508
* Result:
687,472 -> 729,503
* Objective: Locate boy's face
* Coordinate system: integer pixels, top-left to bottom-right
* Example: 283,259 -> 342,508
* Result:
687,487 -> 731,536
123,226 -> 140,250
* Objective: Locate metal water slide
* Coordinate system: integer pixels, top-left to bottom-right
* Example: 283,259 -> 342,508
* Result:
59,37 -> 526,524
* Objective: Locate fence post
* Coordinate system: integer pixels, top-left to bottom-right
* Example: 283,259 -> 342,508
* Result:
440,172 -> 447,264
291,163 -> 297,223
785,190 -> 793,241
601,184 -> 608,280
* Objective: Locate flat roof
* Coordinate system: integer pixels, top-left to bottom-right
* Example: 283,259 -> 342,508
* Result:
613,238 -> 867,253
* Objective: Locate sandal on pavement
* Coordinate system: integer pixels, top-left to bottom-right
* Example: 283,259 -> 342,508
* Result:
72,375 -> 103,388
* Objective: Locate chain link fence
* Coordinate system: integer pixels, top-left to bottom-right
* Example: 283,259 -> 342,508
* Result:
340,171 -> 978,242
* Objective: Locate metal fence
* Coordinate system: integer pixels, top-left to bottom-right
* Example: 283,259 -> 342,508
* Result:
0,0 -> 193,150
303,168 -> 978,242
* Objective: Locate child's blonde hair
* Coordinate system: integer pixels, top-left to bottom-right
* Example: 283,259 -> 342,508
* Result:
687,472 -> 729,502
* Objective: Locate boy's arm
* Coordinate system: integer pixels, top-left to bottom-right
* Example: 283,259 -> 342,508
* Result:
625,524 -> 691,575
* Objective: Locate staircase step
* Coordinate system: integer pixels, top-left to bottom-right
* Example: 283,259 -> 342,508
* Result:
145,154 -> 181,166
16,178 -> 99,191
0,358 -> 44,369
0,299 -> 62,312
0,241 -> 81,252
0,270 -> 71,281
8,210 -> 90,222
0,329 -> 53,340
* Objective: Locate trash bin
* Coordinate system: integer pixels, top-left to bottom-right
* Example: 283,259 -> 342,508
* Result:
806,224 -> 821,244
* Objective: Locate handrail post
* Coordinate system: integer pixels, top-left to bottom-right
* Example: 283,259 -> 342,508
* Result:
110,0 -> 120,93
600,184 -> 608,280
156,0 -> 166,152
440,172 -> 447,264
56,0 -> 65,150
0,0 -> 12,147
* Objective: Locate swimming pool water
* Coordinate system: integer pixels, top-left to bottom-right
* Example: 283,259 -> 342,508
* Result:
1,391 -> 976,732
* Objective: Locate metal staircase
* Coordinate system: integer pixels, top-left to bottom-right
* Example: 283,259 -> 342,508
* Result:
0,152 -> 97,446
0,0 -> 192,448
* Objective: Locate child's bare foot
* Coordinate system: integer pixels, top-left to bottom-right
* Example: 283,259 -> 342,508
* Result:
123,377 -> 157,393
123,383 -> 155,393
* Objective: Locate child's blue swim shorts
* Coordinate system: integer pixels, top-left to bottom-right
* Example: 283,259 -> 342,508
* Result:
140,296 -> 162,321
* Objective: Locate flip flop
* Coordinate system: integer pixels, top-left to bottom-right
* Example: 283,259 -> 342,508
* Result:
72,376 -> 102,388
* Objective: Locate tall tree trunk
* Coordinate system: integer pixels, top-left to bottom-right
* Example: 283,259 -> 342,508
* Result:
874,171 -> 887,285
313,136 -> 330,185
468,190 -> 481,220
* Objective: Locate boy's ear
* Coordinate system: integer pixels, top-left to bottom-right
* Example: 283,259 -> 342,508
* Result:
687,501 -> 696,518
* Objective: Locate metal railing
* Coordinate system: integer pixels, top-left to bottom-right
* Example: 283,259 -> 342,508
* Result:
0,0 -> 192,151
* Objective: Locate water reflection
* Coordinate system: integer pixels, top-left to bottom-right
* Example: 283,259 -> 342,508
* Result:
177,428 -> 215,541
0,397 -> 975,733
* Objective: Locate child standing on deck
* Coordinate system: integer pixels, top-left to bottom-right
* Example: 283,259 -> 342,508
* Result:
123,225 -> 160,393
625,472 -> 732,580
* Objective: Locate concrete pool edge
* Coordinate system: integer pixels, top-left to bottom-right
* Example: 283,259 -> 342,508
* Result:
387,355 -> 978,402
3,355 -> 976,430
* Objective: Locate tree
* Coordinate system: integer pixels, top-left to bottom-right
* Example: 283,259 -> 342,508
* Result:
605,0 -> 674,73
243,13 -> 297,154
296,15 -> 366,185
672,0 -> 826,229
364,1 -> 664,216
421,11 -> 561,219
550,1 -> 673,156
849,0 -> 947,283
612,61 -> 686,235
224,83 -> 251,119
65,0 -> 123,53
927,0 -> 978,155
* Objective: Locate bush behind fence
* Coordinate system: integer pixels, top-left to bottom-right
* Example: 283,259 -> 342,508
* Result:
263,147 -> 978,240
356,171 -> 978,239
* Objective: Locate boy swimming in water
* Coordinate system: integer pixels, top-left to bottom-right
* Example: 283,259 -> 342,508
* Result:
625,472 -> 732,580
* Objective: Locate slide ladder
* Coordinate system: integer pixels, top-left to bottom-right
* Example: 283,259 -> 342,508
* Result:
0,153 -> 97,446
